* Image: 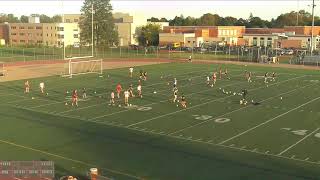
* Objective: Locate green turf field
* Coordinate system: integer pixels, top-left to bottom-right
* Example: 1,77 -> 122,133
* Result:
1,62 -> 320,179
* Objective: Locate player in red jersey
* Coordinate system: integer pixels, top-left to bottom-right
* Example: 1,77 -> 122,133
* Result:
116,83 -> 122,98
211,72 -> 217,87
71,90 -> 78,107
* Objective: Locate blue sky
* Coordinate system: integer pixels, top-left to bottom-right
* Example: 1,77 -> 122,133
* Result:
0,0 -> 319,24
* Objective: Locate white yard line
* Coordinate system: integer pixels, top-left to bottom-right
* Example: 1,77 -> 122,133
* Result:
169,82 -> 316,136
126,75 -> 306,128
218,96 -> 320,145
0,139 -> 141,179
10,100 -> 320,168
278,128 -> 320,156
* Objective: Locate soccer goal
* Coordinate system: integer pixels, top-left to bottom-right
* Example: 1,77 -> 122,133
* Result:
63,57 -> 103,78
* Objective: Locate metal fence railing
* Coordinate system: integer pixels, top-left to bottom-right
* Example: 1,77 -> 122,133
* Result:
0,45 -> 308,65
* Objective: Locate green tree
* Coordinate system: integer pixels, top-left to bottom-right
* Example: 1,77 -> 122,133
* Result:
20,15 -> 29,23
52,15 -> 62,23
135,24 -> 160,46
199,13 -> 220,26
80,0 -> 118,47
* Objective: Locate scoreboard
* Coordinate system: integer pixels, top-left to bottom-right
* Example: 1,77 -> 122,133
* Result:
0,161 -> 54,179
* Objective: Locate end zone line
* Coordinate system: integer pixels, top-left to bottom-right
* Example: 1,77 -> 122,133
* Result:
278,128 -> 320,156
219,96 -> 320,145
169,82 -> 316,136
126,75 -> 306,128
0,139 -> 142,180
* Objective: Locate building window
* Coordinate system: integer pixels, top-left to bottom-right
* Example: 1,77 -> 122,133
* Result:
260,37 -> 265,47
58,34 -> 64,39
37,40 -> 43,43
187,41 -> 191,43
28,33 -> 32,37
28,40 -> 34,43
11,33 -> 16,35
47,34 -> 49,37
74,19 -> 79,22
253,37 -> 257,46
73,29 -> 78,31
19,26 -> 25,29
218,30 -> 222,36
36,26 -> 42,30
11,26 -> 16,29
28,27 -> 33,29
73,34 -> 79,38
12,39 -> 17,42
20,40 -> 25,43
66,19 -> 71,23
51,27 -> 53,30
234,30 -> 237,35
19,33 -> 25,36
267,37 -> 272,47
58,27 -> 64,31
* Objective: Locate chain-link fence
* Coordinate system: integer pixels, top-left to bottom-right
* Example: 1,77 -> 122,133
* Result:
0,45 -> 299,64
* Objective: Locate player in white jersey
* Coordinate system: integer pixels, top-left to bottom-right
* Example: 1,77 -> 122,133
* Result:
206,76 -> 210,86
137,84 -> 142,98
39,82 -> 45,94
110,91 -> 115,105
124,90 -> 129,106
129,67 -> 134,78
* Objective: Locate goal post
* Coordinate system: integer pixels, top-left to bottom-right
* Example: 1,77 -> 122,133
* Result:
63,58 -> 103,78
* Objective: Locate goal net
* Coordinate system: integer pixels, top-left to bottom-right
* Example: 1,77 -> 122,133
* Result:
63,57 -> 103,78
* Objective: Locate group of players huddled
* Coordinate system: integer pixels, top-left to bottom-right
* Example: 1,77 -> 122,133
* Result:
23,64 -> 278,108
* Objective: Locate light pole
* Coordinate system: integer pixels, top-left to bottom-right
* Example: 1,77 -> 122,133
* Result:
310,0 -> 316,55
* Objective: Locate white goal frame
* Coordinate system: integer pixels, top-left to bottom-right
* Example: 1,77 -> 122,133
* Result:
63,58 -> 103,78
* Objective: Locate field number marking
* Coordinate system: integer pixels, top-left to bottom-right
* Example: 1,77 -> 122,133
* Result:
124,105 -> 152,111
281,128 -> 320,138
193,115 -> 231,123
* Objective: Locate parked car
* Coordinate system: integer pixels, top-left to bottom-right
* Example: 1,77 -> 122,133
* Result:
284,49 -> 294,55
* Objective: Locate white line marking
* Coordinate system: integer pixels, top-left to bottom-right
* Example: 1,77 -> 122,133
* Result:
278,128 -> 320,155
89,79 -> 244,121
219,97 -> 320,145
169,78 -> 313,136
12,104 -> 320,167
27,68 -> 212,109
0,139 -> 141,179
127,75 -> 306,128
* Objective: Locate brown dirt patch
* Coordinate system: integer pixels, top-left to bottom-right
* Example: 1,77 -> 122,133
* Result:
1,59 -> 169,82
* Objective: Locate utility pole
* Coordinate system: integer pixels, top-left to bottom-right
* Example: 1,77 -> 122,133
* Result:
310,0 -> 315,55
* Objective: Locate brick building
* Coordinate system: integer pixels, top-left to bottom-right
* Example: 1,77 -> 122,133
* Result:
0,23 -> 9,45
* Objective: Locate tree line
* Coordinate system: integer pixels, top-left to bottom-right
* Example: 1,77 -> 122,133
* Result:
149,10 -> 320,28
0,14 -> 62,23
